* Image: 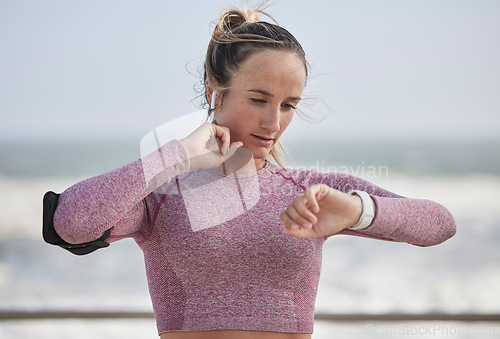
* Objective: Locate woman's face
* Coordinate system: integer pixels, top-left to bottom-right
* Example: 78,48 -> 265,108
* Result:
213,50 -> 306,164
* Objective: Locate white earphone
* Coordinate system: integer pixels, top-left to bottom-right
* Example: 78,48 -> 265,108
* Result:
210,90 -> 218,111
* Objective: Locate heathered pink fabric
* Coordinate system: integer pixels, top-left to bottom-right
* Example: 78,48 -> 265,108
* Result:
53,139 -> 456,334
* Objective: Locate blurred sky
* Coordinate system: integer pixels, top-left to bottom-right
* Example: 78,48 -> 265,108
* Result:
0,0 -> 499,143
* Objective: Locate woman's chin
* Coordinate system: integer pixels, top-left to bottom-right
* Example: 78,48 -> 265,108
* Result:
249,146 -> 271,157
241,143 -> 274,164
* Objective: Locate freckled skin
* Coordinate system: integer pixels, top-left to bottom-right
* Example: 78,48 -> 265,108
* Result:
213,50 -> 306,169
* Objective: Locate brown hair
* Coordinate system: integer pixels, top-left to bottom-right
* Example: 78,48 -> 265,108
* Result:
203,3 -> 308,167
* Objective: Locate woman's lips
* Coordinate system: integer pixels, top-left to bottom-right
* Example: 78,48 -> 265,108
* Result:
251,134 -> 274,146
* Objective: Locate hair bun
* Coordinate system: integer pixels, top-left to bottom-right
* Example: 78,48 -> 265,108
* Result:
214,4 -> 271,37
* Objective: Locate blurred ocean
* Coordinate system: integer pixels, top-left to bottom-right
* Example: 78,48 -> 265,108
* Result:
1,139 -> 500,338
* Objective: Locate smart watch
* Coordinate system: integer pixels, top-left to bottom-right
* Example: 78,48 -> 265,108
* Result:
347,190 -> 375,230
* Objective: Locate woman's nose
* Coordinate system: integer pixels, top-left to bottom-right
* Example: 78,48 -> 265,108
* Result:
261,107 -> 280,132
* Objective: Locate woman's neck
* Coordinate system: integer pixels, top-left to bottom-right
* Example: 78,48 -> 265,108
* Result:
222,158 -> 265,175
254,158 -> 267,171
217,148 -> 265,175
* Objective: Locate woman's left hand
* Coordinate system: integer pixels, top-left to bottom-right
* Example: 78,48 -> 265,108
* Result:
280,184 -> 363,238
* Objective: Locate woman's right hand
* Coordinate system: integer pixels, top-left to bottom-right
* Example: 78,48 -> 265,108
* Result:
179,122 -> 243,169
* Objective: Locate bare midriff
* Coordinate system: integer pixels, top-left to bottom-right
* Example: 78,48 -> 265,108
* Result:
160,330 -> 311,339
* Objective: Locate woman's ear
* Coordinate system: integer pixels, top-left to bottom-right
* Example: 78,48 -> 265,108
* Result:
205,79 -> 222,110
205,80 -> 214,105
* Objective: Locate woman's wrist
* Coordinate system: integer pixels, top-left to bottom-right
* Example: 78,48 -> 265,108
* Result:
345,193 -> 363,229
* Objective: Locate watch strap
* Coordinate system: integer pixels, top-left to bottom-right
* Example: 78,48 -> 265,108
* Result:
347,190 -> 375,230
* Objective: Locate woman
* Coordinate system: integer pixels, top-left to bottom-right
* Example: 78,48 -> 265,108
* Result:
45,4 -> 456,339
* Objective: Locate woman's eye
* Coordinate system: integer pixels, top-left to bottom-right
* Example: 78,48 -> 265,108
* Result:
250,98 -> 266,104
282,103 -> 297,110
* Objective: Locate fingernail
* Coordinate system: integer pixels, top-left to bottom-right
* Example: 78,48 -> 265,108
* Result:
290,223 -> 299,230
303,222 -> 312,228
224,147 -> 228,155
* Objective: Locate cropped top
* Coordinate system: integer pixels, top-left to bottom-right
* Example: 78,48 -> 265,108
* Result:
53,139 -> 456,334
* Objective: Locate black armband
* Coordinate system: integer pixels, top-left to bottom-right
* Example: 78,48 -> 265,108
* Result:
42,191 -> 111,255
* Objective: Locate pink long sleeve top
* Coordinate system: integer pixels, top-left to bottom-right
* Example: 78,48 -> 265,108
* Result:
53,139 -> 456,335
